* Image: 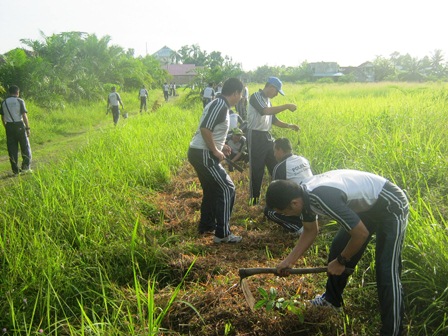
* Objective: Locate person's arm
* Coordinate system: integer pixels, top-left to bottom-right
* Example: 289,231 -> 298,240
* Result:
263,104 -> 297,115
22,113 -> 31,137
117,94 -> 124,109
327,220 -> 369,275
276,220 -> 319,275
200,128 -> 225,161
272,118 -> 300,131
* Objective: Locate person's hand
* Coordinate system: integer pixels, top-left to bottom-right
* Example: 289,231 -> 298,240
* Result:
26,128 -> 30,137
289,124 -> 300,131
222,144 -> 231,156
327,258 -> 346,275
212,149 -> 225,162
276,259 -> 294,277
288,104 -> 297,112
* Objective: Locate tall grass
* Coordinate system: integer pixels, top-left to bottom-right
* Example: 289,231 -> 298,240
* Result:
271,82 -> 447,334
0,83 -> 446,334
0,94 -> 200,334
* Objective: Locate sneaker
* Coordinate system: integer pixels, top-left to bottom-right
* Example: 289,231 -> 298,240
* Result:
309,293 -> 341,311
20,169 -> 33,175
213,234 -> 242,244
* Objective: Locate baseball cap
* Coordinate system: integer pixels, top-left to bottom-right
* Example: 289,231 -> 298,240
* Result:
267,77 -> 285,95
231,128 -> 244,135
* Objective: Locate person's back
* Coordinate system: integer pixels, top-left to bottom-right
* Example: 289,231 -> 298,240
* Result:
108,91 -> 120,106
273,154 -> 313,185
139,88 -> 148,97
265,137 -> 313,234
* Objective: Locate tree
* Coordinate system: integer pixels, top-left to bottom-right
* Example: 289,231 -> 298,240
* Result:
429,49 -> 446,79
373,56 -> 396,81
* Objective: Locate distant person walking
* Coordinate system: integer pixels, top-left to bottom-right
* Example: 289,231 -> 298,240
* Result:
188,77 -> 244,243
247,76 -> 299,205
139,86 -> 148,112
0,85 -> 32,175
107,86 -> 124,126
202,83 -> 216,108
163,83 -> 170,102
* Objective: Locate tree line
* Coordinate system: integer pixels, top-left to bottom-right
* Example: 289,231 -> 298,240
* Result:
1,31 -> 446,107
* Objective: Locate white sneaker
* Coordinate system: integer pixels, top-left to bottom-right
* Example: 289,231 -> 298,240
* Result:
213,234 -> 242,244
309,293 -> 341,311
20,169 -> 33,175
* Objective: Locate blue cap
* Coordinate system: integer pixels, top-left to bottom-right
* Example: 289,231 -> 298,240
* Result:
267,77 -> 284,95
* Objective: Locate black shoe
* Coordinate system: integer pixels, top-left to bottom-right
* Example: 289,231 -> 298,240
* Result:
198,225 -> 216,235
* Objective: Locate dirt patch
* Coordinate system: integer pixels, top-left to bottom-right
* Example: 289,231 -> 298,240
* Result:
149,163 -> 371,335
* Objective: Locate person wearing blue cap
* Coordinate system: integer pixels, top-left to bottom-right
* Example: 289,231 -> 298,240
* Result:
246,76 -> 300,205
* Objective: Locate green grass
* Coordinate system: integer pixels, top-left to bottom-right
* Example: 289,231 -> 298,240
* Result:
0,83 -> 447,335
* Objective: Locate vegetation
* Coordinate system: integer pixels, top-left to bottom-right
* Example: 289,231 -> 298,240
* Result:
0,82 -> 446,335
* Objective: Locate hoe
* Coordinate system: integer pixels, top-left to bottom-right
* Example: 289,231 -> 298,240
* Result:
238,267 -> 354,311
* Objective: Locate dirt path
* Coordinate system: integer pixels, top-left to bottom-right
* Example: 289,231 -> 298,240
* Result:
150,163 -> 360,335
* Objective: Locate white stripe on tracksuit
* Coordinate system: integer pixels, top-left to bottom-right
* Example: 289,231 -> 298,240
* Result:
203,150 -> 233,236
188,148 -> 235,238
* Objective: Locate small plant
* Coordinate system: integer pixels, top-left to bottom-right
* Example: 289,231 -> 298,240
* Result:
254,287 -> 305,322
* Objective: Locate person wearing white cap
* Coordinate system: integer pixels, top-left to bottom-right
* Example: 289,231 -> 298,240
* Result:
246,76 -> 300,205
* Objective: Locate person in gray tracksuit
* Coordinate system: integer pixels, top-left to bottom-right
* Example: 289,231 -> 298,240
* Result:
246,76 -> 299,205
188,78 -> 244,244
266,170 -> 409,336
264,138 -> 313,234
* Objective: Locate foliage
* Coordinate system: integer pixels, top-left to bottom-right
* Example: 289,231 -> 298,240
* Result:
175,44 -> 244,90
255,287 -> 305,322
0,31 -> 165,107
0,83 -> 447,335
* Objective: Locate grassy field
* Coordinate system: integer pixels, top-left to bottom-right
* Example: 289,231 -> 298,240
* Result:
0,83 -> 446,335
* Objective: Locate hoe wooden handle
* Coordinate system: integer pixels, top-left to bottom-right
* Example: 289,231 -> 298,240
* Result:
224,158 -> 244,172
239,267 -> 354,279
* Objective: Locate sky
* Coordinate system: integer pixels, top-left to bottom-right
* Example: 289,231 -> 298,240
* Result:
1,0 -> 447,71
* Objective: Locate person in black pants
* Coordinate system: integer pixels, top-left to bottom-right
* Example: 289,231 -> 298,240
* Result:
188,78 -> 244,244
263,138 -> 313,234
246,77 -> 299,205
0,85 -> 32,175
266,170 -> 409,336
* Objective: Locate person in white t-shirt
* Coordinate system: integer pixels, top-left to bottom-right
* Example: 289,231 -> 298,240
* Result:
188,78 -> 244,244
138,86 -> 148,112
264,137 -> 313,234
266,170 -> 409,335
0,85 -> 32,175
107,86 -> 124,125
202,83 -> 216,108
247,76 -> 299,205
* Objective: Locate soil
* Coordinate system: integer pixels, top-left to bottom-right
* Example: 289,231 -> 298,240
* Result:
149,163 -> 371,336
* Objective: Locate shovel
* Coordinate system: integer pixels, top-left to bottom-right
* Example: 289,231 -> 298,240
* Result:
238,267 -> 354,311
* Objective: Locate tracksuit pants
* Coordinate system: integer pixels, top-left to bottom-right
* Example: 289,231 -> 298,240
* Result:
140,97 -> 147,112
187,148 -> 235,238
5,122 -> 32,174
263,207 -> 303,232
325,181 -> 409,336
111,106 -> 120,125
247,130 -> 278,202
